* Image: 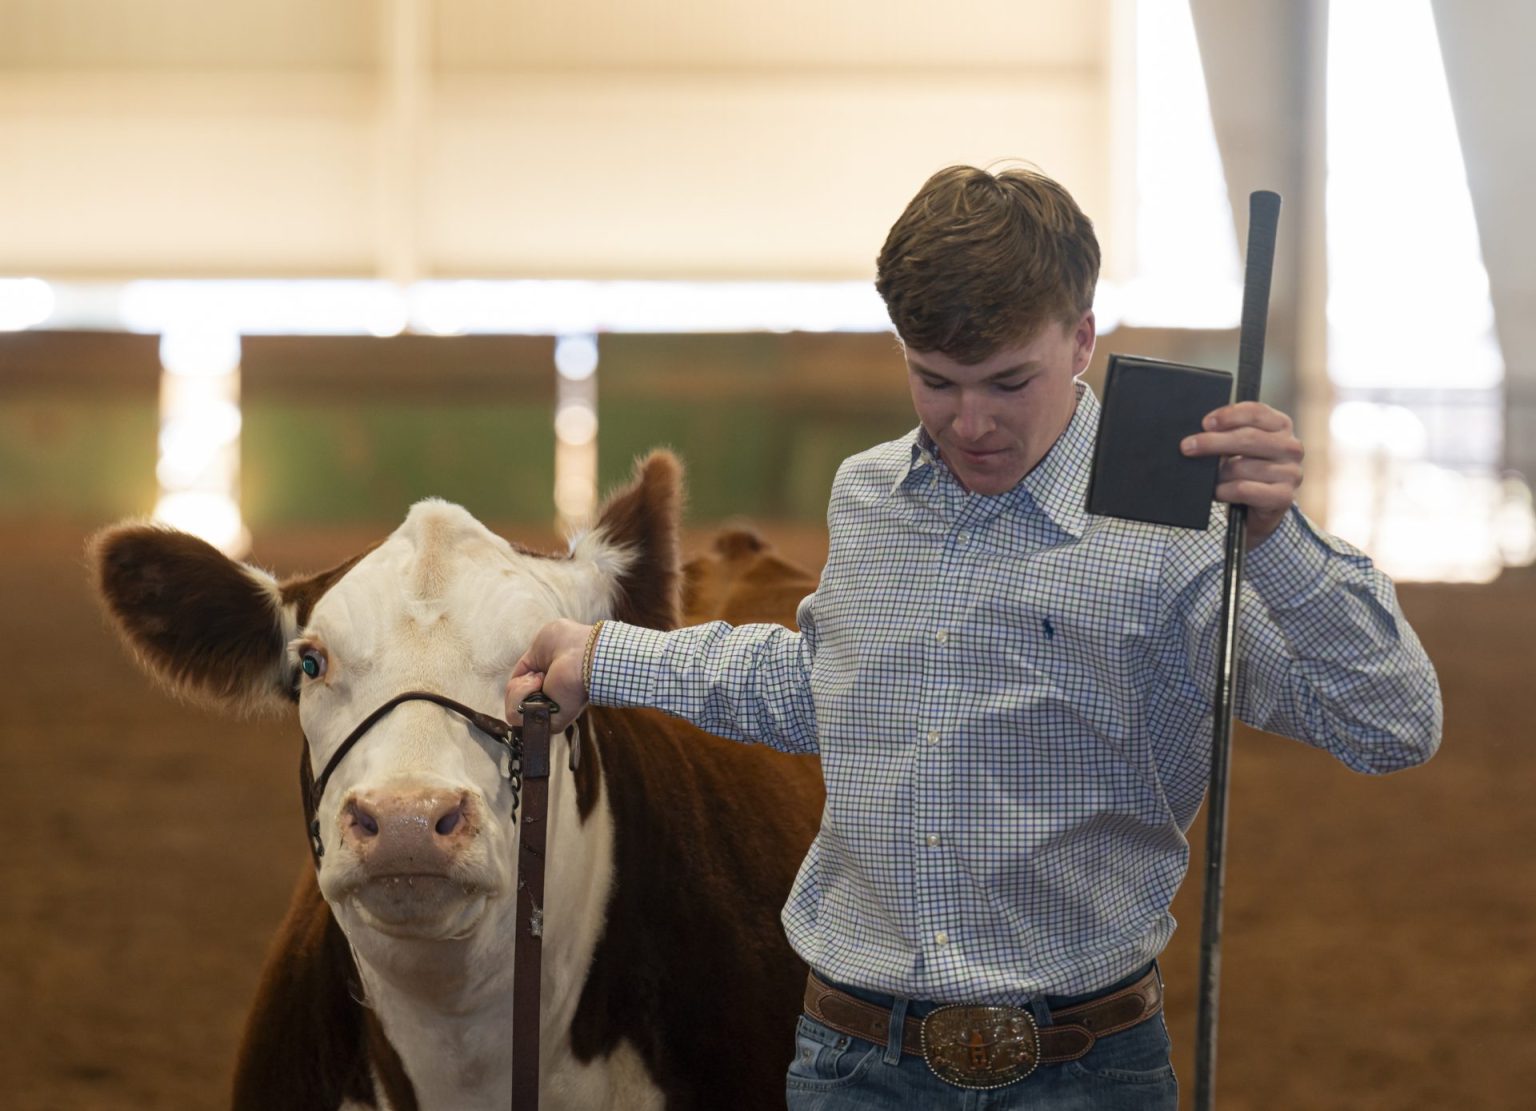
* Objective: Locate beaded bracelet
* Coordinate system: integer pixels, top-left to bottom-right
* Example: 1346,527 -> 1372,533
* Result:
581,620 -> 605,692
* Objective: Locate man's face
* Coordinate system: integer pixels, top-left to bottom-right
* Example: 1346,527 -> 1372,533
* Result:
906,312 -> 1096,495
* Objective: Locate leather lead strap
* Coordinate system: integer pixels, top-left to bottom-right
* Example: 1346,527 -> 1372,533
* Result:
511,692 -> 557,1110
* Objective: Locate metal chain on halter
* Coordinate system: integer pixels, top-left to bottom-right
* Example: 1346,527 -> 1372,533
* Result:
505,729 -> 525,819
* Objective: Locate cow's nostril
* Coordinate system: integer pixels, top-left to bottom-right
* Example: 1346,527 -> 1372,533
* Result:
346,799 -> 380,837
435,799 -> 466,837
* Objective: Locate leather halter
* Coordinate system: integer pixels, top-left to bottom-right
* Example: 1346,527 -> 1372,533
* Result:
299,688 -> 563,1109
302,689 -> 524,864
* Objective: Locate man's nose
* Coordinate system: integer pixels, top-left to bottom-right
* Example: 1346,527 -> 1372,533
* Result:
952,393 -> 996,440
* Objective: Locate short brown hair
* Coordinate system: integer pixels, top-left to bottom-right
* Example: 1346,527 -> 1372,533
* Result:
875,164 -> 1100,363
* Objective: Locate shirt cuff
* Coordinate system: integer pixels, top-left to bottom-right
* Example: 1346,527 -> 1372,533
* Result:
1243,506 -> 1348,608
586,620 -> 669,708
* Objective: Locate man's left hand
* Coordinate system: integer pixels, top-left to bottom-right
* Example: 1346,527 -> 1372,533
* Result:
1182,401 -> 1304,549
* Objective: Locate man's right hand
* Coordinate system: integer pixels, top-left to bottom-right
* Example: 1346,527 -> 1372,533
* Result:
505,618 -> 595,734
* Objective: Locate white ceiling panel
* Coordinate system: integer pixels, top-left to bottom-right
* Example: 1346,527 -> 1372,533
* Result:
0,0 -> 1116,278
427,72 -> 1105,279
0,74 -> 377,275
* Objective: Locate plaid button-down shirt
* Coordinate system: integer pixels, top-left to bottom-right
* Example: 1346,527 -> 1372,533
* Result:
589,383 -> 1441,1004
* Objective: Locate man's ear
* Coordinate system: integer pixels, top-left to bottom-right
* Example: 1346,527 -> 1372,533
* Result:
1073,310 -> 1097,375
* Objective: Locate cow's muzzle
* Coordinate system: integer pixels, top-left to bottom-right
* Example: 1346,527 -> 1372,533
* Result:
303,691 -> 524,864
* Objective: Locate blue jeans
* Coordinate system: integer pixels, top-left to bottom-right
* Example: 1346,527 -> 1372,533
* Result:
785,965 -> 1178,1110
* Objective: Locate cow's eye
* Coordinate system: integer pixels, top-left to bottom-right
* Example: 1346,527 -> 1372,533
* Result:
299,648 -> 327,680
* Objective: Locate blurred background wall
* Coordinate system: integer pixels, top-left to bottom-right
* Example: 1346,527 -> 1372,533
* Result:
1,0 -> 1531,566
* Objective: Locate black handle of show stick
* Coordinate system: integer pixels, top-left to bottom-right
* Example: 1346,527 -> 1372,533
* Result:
1194,189 -> 1280,1111
1235,191 -> 1281,402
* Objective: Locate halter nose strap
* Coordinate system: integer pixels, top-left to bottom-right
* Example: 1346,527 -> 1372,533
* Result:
304,690 -> 517,863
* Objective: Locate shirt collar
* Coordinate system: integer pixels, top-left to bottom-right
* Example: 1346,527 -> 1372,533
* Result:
894,427 -> 941,495
1016,380 -> 1097,538
892,381 -> 1099,537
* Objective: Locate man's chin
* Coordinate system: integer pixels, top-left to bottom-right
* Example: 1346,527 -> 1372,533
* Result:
951,461 -> 1025,496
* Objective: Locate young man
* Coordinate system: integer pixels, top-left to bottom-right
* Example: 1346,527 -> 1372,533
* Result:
506,165 -> 1441,1108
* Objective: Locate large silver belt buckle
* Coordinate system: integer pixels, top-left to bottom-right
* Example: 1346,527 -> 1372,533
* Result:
920,1004 -> 1040,1090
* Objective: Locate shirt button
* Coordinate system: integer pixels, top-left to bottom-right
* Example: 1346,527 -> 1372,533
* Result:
934,629 -> 949,645
957,530 -> 971,546
926,730 -> 940,745
935,930 -> 950,946
925,833 -> 941,847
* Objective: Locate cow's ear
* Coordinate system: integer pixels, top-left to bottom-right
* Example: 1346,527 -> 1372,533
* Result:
90,523 -> 300,716
578,451 -> 683,631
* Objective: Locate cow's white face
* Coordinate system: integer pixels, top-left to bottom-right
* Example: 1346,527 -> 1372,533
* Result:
93,450 -> 681,951
298,501 -> 618,944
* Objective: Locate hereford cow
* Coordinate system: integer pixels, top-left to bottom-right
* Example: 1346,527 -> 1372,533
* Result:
681,528 -> 820,630
90,453 -> 824,1111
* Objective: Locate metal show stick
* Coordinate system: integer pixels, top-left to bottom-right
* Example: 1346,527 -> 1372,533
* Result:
1194,189 -> 1282,1111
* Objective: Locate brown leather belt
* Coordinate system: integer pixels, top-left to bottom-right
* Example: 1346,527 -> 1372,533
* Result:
803,966 -> 1163,1083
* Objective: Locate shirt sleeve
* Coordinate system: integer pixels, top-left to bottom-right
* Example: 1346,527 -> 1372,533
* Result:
1161,506 -> 1443,773
584,595 -> 821,755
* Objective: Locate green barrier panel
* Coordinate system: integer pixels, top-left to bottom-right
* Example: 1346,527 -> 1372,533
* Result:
242,402 -> 556,526
0,399 -> 159,520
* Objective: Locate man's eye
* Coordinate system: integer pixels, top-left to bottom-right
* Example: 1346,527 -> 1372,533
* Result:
922,378 -> 951,390
997,380 -> 1029,393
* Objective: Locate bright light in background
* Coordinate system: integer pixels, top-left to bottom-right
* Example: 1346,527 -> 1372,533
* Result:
1126,0 -> 1243,329
1326,0 -> 1529,581
554,404 -> 598,445
122,280 -> 409,337
154,328 -> 249,557
406,280 -> 891,336
154,492 -> 246,554
553,334 -> 600,530
157,400 -> 241,488
554,334 -> 599,381
0,278 -> 56,331
1327,3 -> 1502,391
46,278 -> 894,337
159,328 -> 241,378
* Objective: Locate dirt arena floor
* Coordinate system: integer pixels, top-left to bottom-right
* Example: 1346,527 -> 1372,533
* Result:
3,518 -> 1532,1110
